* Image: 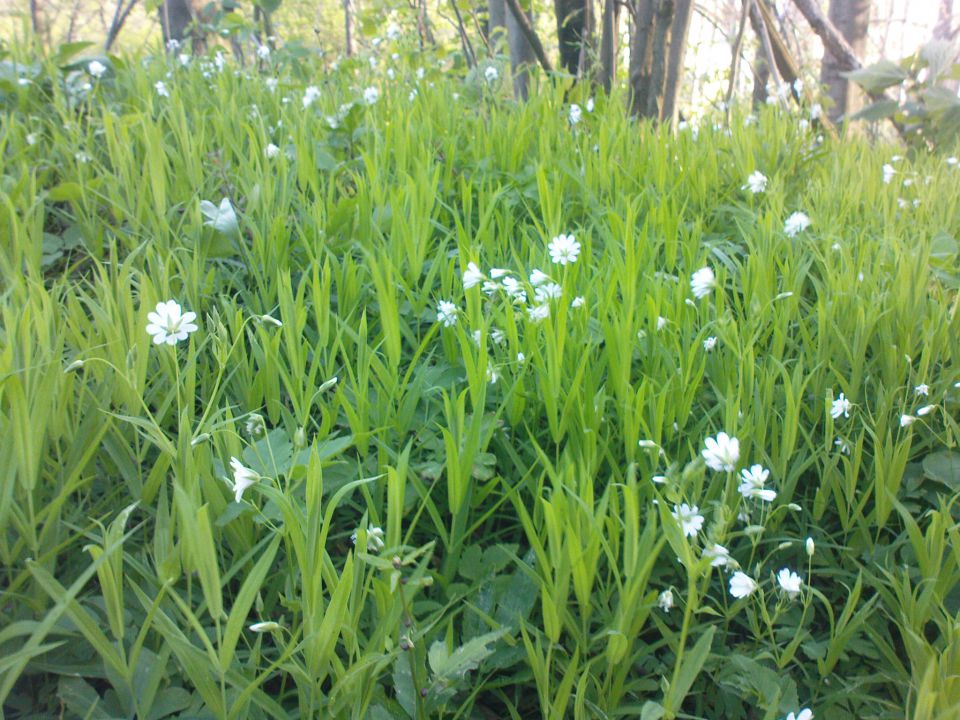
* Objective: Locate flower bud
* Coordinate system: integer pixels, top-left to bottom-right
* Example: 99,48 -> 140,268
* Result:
293,426 -> 307,449
806,537 -> 815,557
248,621 -> 281,633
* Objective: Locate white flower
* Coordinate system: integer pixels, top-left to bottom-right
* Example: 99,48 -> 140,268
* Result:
777,568 -> 803,598
462,261 -> 484,289
88,60 -> 107,78
703,543 -> 732,568
534,282 -> 562,304
793,78 -> 804,94
302,85 -> 321,108
585,97 -> 595,112
810,103 -> 822,120
703,336 -> 717,352
900,414 -> 916,427
265,143 -> 280,158
529,268 -> 550,286
569,104 -> 582,124
786,709 -> 813,720
489,268 -> 510,279
830,392 -> 851,419
571,296 -> 585,308
915,383 -> 929,396
917,404 -> 935,416
671,503 -> 704,538
738,464 -> 776,502
154,80 -> 169,97
145,300 -> 199,345
834,436 -> 851,455
690,266 -> 716,299
436,300 -> 458,327
386,23 -> 401,40
501,277 -> 527,303
806,537 -> 815,557
882,164 -> 896,184
265,77 -> 278,92
256,44 -> 271,60
229,457 -> 259,503
527,304 -> 550,323
658,589 -> 674,611
363,86 -> 380,105
26,132 -> 39,146
744,170 -> 768,194
548,234 -> 581,265
248,621 -> 280,632
656,316 -> 668,331
351,525 -> 385,552
516,352 -> 526,363
490,328 -> 505,345
484,66 -> 499,84
701,432 -> 740,472
784,211 -> 811,237
729,571 -> 757,599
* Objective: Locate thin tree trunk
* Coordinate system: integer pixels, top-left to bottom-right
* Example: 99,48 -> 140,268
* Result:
629,0 -> 675,120
598,0 -> 619,91
343,0 -> 354,56
934,0 -> 954,40
661,0 -> 693,126
724,0 -> 752,115
577,0 -> 597,79
554,0 -> 586,75
450,0 -> 478,68
748,0 -> 770,106
506,0 -> 536,97
819,0 -> 871,122
644,0 -> 673,118
629,0 -> 656,116
29,0 -> 43,41
159,0 -> 195,46
105,0 -> 139,51
504,0 -> 554,73
489,0 -> 507,52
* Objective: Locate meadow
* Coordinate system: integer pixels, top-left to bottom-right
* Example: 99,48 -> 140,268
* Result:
1,36 -> 960,719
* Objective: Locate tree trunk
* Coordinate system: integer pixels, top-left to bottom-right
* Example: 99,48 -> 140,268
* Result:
934,0 -> 954,40
506,0 -> 537,98
628,0 -> 675,120
598,0 -> 619,91
489,0 -> 507,52
105,0 -> 139,51
577,0 -> 597,79
748,0 -> 772,106
159,0 -> 195,46
343,0 -> 355,56
554,0 -> 586,75
661,0 -> 693,126
819,0 -> 871,122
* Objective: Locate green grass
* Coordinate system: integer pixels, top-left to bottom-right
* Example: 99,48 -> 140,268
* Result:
1,36 -> 960,720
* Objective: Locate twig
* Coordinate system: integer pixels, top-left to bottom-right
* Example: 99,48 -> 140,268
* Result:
503,0 -> 554,73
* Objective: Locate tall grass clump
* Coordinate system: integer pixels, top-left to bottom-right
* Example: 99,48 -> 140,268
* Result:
1,36 -> 960,720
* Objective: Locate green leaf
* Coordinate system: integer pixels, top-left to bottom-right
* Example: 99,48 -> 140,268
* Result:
428,629 -> 505,681
58,677 -> 111,719
850,100 -> 899,122
843,60 -> 908,94
922,451 -> 960,488
53,41 -> 95,66
640,701 -> 666,720
665,626 -> 715,711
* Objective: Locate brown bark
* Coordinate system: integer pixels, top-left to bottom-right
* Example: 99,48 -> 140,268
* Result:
661,0 -> 693,125
598,0 -> 619,91
554,0 -> 587,74
506,0 -> 535,96
105,0 -> 139,51
159,0 -> 196,45
504,0 -> 554,74
489,0 -> 507,51
819,0 -> 871,122
628,0 -> 676,120
934,0 -> 954,40
343,0 -> 354,56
